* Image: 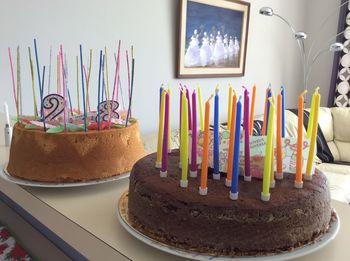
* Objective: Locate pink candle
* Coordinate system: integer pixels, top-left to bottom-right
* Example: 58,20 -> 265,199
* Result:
190,90 -> 197,177
161,92 -> 169,177
185,87 -> 192,131
243,87 -> 251,181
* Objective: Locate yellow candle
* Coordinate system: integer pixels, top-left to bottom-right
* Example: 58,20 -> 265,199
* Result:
200,95 -> 213,195
227,85 -> 233,130
156,90 -> 166,167
295,90 -> 307,188
261,98 -> 275,201
168,87 -> 172,153
262,87 -> 269,136
180,92 -> 189,187
225,92 -> 237,187
270,95 -> 275,188
249,84 -> 256,135
306,91 -> 320,179
197,86 -> 204,131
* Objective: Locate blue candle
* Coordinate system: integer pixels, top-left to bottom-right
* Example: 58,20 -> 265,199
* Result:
266,86 -> 272,132
230,97 -> 242,200
159,85 -> 164,113
281,86 -> 286,138
213,87 -> 220,179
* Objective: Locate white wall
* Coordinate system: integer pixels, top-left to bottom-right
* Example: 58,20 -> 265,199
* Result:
0,0 -> 325,134
305,0 -> 341,105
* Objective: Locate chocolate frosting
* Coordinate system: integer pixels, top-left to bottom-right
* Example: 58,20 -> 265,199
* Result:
128,150 -> 332,256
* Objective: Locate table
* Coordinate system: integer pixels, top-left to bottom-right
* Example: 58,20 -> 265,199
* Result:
0,116 -> 349,260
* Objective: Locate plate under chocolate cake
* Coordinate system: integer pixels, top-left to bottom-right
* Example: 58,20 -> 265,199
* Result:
127,150 -> 334,256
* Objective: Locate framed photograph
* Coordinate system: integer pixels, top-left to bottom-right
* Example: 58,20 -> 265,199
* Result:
177,0 -> 250,78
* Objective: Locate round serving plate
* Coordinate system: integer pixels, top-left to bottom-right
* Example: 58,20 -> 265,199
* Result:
117,191 -> 340,261
1,163 -> 129,188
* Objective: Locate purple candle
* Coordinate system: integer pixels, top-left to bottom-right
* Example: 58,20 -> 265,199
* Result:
243,87 -> 251,181
185,87 -> 192,131
190,90 -> 197,177
161,92 -> 169,177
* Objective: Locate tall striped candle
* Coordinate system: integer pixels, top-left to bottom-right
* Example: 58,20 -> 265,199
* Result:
199,95 -> 213,196
168,87 -> 172,153
160,92 -> 169,178
261,98 -> 275,201
190,90 -> 197,177
180,92 -> 189,188
295,90 -> 307,188
243,87 -> 251,181
213,86 -> 220,180
225,92 -> 237,187
230,97 -> 242,200
305,90 -> 320,180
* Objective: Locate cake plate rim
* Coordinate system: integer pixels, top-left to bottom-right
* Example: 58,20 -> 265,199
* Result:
1,163 -> 130,188
117,191 -> 340,261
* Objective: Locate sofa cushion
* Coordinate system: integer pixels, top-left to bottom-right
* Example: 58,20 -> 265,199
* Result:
334,140 -> 350,162
328,142 -> 340,161
332,107 -> 350,142
318,107 -> 333,143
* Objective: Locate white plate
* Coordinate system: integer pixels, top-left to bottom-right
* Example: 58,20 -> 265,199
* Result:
1,163 -> 129,188
117,192 -> 340,261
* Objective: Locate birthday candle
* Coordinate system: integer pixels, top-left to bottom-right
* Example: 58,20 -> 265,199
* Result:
97,51 -> 103,130
213,86 -> 220,179
59,46 -> 67,131
168,87 -> 172,153
262,87 -> 269,135
305,90 -> 320,180
179,86 -> 183,167
190,90 -> 197,177
8,48 -> 18,121
57,54 -> 61,95
261,97 -> 275,201
79,45 -> 87,131
160,92 -> 169,178
86,49 -> 92,112
76,56 -> 81,114
105,47 -> 111,118
159,85 -> 164,114
281,86 -> 286,138
197,86 -> 204,131
225,92 -> 237,187
16,46 -> 22,118
270,119 -> 275,188
295,90 -> 307,189
156,89 -> 166,168
243,87 -> 251,181
306,90 -> 316,139
276,93 -> 283,179
180,92 -> 189,188
266,86 -> 272,133
28,47 -> 38,120
227,85 -> 233,130
185,87 -> 192,131
230,97 -> 242,200
249,84 -> 256,135
199,95 -> 213,196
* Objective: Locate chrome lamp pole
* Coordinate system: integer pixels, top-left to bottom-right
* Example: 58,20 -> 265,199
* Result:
259,5 -> 346,103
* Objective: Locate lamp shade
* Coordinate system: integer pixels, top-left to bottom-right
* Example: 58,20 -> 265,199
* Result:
259,7 -> 273,16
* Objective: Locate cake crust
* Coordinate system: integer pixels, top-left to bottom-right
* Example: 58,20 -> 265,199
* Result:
7,122 -> 146,182
128,150 -> 332,256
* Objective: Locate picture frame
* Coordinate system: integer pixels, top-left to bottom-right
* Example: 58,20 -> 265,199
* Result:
177,0 -> 250,78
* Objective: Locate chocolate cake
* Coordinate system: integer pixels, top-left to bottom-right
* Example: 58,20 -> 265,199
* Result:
128,150 -> 333,256
7,121 -> 145,182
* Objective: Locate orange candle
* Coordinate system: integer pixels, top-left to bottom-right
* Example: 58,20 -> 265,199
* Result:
295,90 -> 307,188
262,87 -> 269,135
276,93 -> 283,179
200,95 -> 213,195
225,92 -> 237,187
249,84 -> 256,135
